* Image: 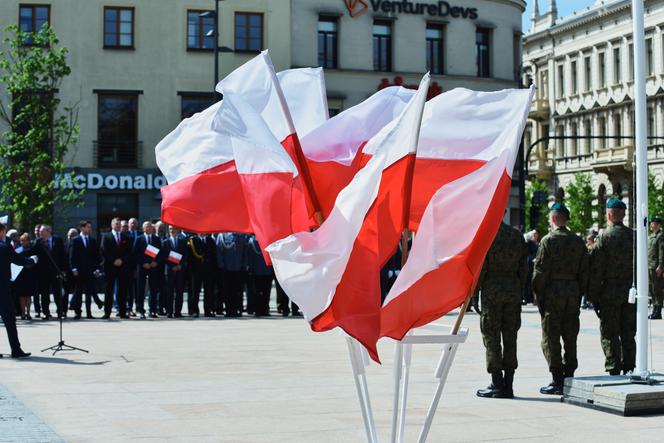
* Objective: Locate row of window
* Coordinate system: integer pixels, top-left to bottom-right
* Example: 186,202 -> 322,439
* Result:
549,38 -> 658,99
18,4 -> 263,52
316,16 -> 493,76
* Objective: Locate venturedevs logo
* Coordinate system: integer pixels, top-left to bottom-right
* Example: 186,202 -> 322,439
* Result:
344,0 -> 479,19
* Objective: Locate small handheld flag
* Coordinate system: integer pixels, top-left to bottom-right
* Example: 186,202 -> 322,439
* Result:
144,244 -> 160,259
168,251 -> 183,264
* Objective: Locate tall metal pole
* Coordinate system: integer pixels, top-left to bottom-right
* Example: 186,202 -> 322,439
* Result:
632,0 -> 649,376
213,0 -> 220,102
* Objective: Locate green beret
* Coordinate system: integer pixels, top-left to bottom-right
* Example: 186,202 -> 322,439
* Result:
549,202 -> 570,218
606,198 -> 626,210
651,216 -> 663,224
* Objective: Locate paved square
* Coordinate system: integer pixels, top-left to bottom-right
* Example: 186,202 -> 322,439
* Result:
1,303 -> 664,442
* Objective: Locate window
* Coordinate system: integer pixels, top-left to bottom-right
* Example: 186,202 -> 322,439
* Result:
373,20 -> 392,72
646,38 -> 654,76
628,43 -> 634,80
584,56 -> 591,91
97,94 -> 139,168
180,94 -> 213,120
235,12 -> 263,52
570,122 -> 578,156
476,27 -> 491,78
556,124 -> 564,157
648,108 -> 655,139
426,24 -> 444,75
318,17 -> 338,69
104,7 -> 134,48
557,64 -> 564,98
187,10 -> 214,50
540,70 -> 548,98
613,46 -> 621,84
583,119 -> 591,154
19,4 -> 50,44
571,60 -> 578,94
614,114 -> 622,146
598,52 -> 606,87
597,116 -> 606,149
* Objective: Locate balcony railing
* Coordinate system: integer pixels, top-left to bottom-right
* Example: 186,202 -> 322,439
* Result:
528,98 -> 550,121
94,140 -> 142,168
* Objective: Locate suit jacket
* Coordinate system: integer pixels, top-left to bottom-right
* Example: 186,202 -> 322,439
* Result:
162,234 -> 188,270
101,231 -> 132,272
0,242 -> 35,292
132,233 -> 163,267
34,236 -> 69,278
69,235 -> 102,278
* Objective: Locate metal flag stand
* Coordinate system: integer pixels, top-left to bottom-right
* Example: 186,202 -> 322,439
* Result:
345,318 -> 469,443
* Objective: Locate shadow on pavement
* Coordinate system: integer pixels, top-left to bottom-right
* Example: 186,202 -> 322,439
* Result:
514,396 -> 564,403
15,356 -> 110,366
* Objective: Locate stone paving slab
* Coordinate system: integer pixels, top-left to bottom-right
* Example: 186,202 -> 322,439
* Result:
1,303 -> 664,441
0,384 -> 64,443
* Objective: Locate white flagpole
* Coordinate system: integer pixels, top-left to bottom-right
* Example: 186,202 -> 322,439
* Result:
632,0 -> 650,376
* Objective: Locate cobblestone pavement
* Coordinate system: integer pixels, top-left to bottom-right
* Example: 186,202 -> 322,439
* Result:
0,384 -> 63,443
1,301 -> 664,442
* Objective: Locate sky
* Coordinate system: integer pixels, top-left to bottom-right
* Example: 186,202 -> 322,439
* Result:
523,0 -> 598,32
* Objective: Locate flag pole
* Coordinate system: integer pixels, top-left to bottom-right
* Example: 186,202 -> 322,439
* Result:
632,0 -> 650,377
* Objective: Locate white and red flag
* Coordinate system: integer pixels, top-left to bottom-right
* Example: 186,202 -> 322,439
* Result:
144,244 -> 160,259
167,251 -> 183,265
157,52 -> 325,235
267,74 -> 431,362
277,67 -> 329,138
380,86 -> 535,341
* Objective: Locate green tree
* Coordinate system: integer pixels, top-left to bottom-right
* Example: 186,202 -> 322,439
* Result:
525,177 -> 550,235
648,172 -> 664,220
0,24 -> 82,232
565,172 -> 596,235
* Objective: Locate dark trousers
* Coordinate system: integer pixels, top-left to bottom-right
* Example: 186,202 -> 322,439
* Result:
203,267 -> 216,315
73,275 -> 102,315
276,280 -> 299,315
137,267 -> 159,314
104,267 -> 127,317
1,289 -> 21,353
155,266 -> 166,314
166,266 -> 185,315
38,276 -> 65,317
223,270 -> 245,316
215,269 -> 227,314
126,267 -> 137,311
189,265 -> 203,315
251,274 -> 273,315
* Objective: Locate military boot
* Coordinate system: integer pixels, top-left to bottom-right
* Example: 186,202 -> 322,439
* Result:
503,370 -> 515,399
563,366 -> 575,379
539,371 -> 564,395
649,305 -> 662,320
476,372 -> 506,398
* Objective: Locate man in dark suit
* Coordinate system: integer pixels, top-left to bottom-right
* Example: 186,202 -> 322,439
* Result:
69,220 -> 103,319
100,217 -> 132,319
163,226 -> 187,318
35,224 -> 69,320
218,233 -> 247,317
0,222 -> 35,358
132,221 -> 162,318
125,217 -> 141,316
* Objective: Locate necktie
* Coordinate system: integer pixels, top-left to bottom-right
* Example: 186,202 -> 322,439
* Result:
48,238 -> 52,250
83,235 -> 87,248
171,237 -> 176,248
115,232 -> 120,245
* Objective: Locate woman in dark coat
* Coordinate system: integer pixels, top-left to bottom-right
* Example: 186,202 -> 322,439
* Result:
12,233 -> 37,320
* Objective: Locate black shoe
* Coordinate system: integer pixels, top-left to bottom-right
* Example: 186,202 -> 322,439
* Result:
540,373 -> 564,395
42,314 -> 52,321
608,369 -> 621,376
149,312 -> 158,318
503,370 -> 515,399
96,301 -> 104,310
86,314 -> 95,319
120,314 -> 130,319
649,306 -> 662,319
174,313 -> 182,318
74,314 -> 81,320
101,314 -> 111,319
477,372 -> 507,398
282,311 -> 290,317
11,350 -> 31,359
292,311 -> 303,317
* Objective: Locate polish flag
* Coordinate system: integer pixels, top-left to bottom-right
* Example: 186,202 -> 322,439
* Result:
213,92 -> 310,263
144,244 -> 160,259
267,75 -> 431,362
380,87 -> 535,341
277,67 -> 329,138
157,52 -> 326,234
301,86 -> 415,217
168,251 -> 183,264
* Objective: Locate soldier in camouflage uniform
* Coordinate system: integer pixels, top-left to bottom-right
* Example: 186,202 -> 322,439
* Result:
532,203 -> 589,395
476,222 -> 528,399
647,216 -> 663,320
588,198 -> 635,375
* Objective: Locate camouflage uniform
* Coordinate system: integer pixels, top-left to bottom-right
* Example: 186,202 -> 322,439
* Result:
532,226 -> 589,378
476,223 -> 528,373
589,222 -> 635,373
647,229 -> 663,307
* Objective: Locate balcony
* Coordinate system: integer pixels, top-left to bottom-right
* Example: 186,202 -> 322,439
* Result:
591,144 -> 634,175
94,140 -> 142,168
528,98 -> 550,121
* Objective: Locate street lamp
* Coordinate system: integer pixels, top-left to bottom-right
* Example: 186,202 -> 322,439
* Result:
200,2 -> 233,102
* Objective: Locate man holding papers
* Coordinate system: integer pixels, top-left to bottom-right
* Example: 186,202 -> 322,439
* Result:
162,226 -> 187,318
132,221 -> 163,318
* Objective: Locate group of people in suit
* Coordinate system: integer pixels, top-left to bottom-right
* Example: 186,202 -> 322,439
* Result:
4,217 -> 301,322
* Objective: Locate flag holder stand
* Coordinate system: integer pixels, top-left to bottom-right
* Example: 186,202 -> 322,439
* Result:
345,322 -> 469,443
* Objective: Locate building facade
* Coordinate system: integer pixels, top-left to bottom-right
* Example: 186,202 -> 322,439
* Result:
523,0 -> 664,226
0,0 -> 526,233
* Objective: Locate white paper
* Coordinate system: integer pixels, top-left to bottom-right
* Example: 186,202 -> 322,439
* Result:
11,263 -> 22,281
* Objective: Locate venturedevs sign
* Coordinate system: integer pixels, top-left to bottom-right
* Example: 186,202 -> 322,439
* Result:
343,0 -> 479,19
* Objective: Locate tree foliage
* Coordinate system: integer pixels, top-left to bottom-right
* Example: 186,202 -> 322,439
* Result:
648,172 -> 664,220
0,24 -> 82,232
565,172 -> 597,235
525,177 -> 550,235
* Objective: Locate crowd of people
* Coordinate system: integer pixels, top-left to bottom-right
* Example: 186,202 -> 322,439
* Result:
4,217 -> 302,322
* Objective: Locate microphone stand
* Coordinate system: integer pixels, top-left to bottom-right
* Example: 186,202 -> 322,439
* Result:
38,240 -> 89,356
